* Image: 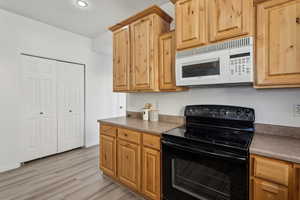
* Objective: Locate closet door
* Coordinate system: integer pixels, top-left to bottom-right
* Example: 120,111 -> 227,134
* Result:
57,62 -> 84,153
21,55 -> 58,162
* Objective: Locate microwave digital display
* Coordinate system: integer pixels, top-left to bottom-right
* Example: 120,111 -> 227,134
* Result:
182,60 -> 220,78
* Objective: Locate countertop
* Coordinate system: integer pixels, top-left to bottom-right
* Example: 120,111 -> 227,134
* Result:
98,117 -> 183,135
250,133 -> 300,164
98,116 -> 300,164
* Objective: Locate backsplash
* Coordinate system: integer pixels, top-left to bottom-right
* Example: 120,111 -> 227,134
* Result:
127,86 -> 300,128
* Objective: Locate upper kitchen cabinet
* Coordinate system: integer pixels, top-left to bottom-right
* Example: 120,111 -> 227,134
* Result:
131,14 -> 169,91
109,6 -> 172,92
208,0 -> 253,42
159,31 -> 187,91
174,0 -> 254,50
113,27 -> 130,92
255,0 -> 300,88
176,0 -> 208,50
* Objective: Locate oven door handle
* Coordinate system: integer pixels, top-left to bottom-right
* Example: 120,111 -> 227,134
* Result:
162,140 -> 247,162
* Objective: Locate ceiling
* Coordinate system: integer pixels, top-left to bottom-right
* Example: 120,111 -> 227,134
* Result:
0,0 -> 169,38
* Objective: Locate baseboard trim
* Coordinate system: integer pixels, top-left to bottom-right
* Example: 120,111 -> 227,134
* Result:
0,163 -> 21,173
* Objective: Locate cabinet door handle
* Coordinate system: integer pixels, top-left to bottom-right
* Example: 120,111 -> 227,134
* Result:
69,110 -> 72,113
297,17 -> 300,24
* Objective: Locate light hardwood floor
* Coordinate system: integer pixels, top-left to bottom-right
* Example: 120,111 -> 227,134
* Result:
0,146 -> 142,200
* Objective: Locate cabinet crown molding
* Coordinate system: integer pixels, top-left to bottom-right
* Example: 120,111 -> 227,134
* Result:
108,5 -> 173,32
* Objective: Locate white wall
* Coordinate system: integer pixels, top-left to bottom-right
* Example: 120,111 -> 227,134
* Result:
127,87 -> 300,128
0,8 -> 120,172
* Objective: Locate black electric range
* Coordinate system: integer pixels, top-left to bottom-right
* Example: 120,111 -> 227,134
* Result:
162,105 -> 255,200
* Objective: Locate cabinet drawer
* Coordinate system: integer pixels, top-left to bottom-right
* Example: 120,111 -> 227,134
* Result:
253,156 -> 291,186
100,124 -> 117,138
253,179 -> 288,200
143,133 -> 160,150
118,128 -> 141,144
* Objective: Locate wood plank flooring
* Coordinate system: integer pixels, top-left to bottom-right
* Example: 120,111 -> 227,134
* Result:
0,146 -> 142,200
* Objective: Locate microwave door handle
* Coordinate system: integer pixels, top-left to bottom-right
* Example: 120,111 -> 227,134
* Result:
162,140 -> 246,162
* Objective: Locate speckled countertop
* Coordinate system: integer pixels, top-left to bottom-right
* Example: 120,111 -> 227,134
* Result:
98,117 -> 184,135
251,133 -> 300,164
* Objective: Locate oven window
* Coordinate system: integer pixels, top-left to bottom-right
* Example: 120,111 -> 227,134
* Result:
182,60 -> 220,78
172,158 -> 231,200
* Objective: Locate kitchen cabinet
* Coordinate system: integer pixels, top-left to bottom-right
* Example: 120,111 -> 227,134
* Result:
208,0 -> 253,42
159,31 -> 187,91
130,15 -> 156,91
113,27 -> 130,92
117,139 -> 141,191
99,123 -> 162,200
253,179 -> 289,200
109,6 -> 173,92
174,0 -> 253,50
175,0 -> 208,50
100,135 -> 117,177
142,134 -> 161,200
142,147 -> 161,200
255,0 -> 300,88
250,155 -> 294,200
295,164 -> 300,200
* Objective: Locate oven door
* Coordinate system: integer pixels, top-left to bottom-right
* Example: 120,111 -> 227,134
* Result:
162,140 -> 249,200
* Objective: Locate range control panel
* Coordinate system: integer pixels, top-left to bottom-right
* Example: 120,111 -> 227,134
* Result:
185,105 -> 255,122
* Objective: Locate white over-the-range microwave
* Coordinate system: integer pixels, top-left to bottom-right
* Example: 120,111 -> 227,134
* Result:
175,37 -> 254,86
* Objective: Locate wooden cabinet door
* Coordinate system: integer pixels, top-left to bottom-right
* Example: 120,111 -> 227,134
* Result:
142,147 -> 161,200
113,27 -> 130,91
118,140 -> 141,191
256,0 -> 300,87
176,0 -> 208,50
131,16 -> 154,91
208,0 -> 252,42
159,32 -> 177,90
295,164 -> 300,200
100,135 -> 116,177
253,179 -> 288,200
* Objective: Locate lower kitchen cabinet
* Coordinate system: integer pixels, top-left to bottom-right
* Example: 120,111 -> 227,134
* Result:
99,123 -> 162,200
117,139 -> 141,191
100,135 -> 117,177
142,146 -> 161,200
250,154 -> 298,200
295,164 -> 300,200
253,179 -> 289,200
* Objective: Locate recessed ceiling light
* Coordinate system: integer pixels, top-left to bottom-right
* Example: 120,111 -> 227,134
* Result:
77,0 -> 88,8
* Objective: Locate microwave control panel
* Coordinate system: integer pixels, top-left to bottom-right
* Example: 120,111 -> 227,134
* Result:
229,52 -> 252,79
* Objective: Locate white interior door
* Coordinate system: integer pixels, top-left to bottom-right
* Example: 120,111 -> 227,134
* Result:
21,55 -> 58,162
117,93 -> 126,117
57,62 -> 84,153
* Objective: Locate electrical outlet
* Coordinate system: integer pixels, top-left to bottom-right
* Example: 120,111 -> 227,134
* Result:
294,104 -> 300,117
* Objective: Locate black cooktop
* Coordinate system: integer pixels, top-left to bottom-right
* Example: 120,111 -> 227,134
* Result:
162,105 -> 255,152
163,126 -> 253,151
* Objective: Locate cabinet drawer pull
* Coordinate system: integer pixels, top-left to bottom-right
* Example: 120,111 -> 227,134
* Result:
261,182 -> 279,194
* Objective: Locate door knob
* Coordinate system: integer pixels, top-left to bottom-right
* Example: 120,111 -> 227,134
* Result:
40,112 -> 44,115
297,17 -> 300,24
69,110 -> 72,113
